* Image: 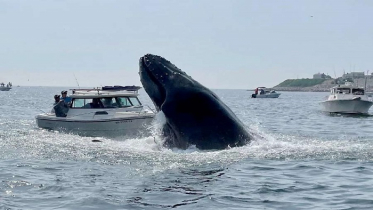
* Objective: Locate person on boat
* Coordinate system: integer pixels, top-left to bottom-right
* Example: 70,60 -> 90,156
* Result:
51,95 -> 61,114
53,98 -> 69,117
260,89 -> 265,95
102,98 -> 113,107
90,98 -> 101,108
254,88 -> 258,95
61,90 -> 72,104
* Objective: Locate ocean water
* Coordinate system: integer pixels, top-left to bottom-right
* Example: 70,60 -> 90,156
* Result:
1,87 -> 373,210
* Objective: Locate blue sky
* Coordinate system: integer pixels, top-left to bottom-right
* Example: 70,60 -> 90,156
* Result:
0,0 -> 372,88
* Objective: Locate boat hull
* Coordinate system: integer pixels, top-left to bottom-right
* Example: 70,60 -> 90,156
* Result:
36,114 -> 155,137
320,99 -> 373,114
0,87 -> 11,91
254,93 -> 281,98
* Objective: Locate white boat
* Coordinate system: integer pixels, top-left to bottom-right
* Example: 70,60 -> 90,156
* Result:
252,87 -> 281,98
0,82 -> 12,91
320,82 -> 373,114
36,86 -> 155,137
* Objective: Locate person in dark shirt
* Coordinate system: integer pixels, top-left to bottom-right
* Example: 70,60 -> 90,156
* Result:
90,98 -> 101,108
102,98 -> 113,107
51,95 -> 60,114
53,96 -> 69,117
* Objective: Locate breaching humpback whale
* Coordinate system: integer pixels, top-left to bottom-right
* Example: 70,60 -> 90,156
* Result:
139,54 -> 251,150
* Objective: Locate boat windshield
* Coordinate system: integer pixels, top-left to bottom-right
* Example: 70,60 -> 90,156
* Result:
100,97 -> 117,108
71,96 -> 142,108
336,88 -> 351,94
352,88 -> 364,95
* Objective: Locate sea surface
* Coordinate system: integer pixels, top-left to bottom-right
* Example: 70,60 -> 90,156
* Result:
1,87 -> 373,210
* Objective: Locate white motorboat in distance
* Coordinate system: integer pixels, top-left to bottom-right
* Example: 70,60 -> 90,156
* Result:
320,82 -> 373,114
252,87 -> 281,98
36,86 -> 155,137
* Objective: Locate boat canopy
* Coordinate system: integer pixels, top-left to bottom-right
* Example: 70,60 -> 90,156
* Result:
102,85 -> 141,91
70,86 -> 141,98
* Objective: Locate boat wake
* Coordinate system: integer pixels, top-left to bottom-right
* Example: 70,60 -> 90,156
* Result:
242,124 -> 373,161
1,117 -> 373,175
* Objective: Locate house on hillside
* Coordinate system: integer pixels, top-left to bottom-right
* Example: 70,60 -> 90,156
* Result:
313,73 -> 332,79
342,72 -> 365,79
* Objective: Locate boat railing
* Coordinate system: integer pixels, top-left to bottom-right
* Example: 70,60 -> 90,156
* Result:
71,86 -> 141,95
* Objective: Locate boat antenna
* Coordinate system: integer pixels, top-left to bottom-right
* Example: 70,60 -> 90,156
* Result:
333,67 -> 336,79
73,73 -> 80,89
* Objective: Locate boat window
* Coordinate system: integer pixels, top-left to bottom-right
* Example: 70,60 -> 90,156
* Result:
129,97 -> 142,106
100,97 -> 118,108
71,98 -> 103,108
336,88 -> 351,94
116,97 -> 132,107
72,99 -> 85,108
84,98 -> 103,108
352,88 -> 364,95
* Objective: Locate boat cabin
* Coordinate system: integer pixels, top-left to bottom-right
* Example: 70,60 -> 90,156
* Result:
255,87 -> 277,95
70,96 -> 142,109
69,86 -> 143,109
1,82 -> 12,88
326,82 -> 369,101
330,85 -> 365,96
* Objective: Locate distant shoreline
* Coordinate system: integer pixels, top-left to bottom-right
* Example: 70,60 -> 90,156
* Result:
275,89 -> 329,92
272,77 -> 373,93
247,88 -> 330,92
272,87 -> 330,92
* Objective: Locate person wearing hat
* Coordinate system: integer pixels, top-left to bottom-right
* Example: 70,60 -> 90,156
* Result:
61,90 -> 72,104
51,95 -> 61,114
53,94 -> 69,117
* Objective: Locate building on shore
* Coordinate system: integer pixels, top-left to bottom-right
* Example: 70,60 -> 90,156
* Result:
342,72 -> 365,79
313,73 -> 332,79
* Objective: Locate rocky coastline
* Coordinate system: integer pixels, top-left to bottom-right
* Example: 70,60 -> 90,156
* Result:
273,87 -> 330,92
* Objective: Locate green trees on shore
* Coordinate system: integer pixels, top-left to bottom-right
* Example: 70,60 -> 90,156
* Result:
275,79 -> 326,87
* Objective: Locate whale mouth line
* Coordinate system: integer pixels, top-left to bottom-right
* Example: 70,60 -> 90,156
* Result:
140,56 -> 167,109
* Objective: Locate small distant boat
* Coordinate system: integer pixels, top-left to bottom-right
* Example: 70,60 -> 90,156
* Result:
0,82 -> 12,91
251,87 -> 281,98
320,82 -> 373,114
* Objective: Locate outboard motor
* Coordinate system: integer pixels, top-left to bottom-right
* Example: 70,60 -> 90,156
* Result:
251,94 -> 257,98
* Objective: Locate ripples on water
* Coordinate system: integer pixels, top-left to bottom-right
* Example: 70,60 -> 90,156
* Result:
1,87 -> 373,209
